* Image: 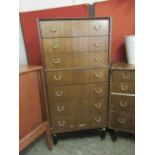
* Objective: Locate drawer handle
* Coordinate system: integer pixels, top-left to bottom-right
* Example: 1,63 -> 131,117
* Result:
120,101 -> 128,107
94,117 -> 101,123
121,73 -> 129,80
78,124 -> 87,127
94,25 -> 101,30
57,105 -> 64,112
57,121 -> 65,127
94,42 -> 100,47
56,91 -> 63,97
50,27 -> 57,32
52,44 -> 59,49
94,102 -> 102,109
120,83 -> 128,91
94,88 -> 102,94
54,75 -> 62,81
118,118 -> 126,124
52,58 -> 61,64
94,56 -> 102,62
95,72 -> 102,78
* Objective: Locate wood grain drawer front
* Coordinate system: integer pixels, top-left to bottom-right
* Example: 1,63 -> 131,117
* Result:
112,71 -> 135,81
90,98 -> 108,114
46,68 -> 108,85
90,113 -> 107,128
52,115 -> 76,133
111,82 -> 135,93
50,101 -> 75,116
42,36 -> 109,53
110,95 -> 135,112
44,52 -> 108,69
40,19 -> 109,38
48,83 -> 108,101
109,111 -> 134,133
76,114 -> 90,129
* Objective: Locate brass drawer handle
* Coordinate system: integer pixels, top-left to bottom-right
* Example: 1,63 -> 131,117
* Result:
52,58 -> 61,64
120,101 -> 128,107
50,27 -> 57,32
94,42 -> 101,47
118,118 -> 126,124
78,124 -> 87,127
94,56 -> 102,62
56,91 -> 63,97
121,73 -> 129,80
54,75 -> 62,81
57,121 -> 65,127
52,44 -> 59,49
57,105 -> 64,112
120,83 -> 128,91
94,88 -> 102,94
94,102 -> 102,109
94,117 -> 101,123
94,25 -> 101,30
95,72 -> 102,78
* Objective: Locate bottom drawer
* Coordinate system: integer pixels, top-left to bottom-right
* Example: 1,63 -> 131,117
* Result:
109,111 -> 134,133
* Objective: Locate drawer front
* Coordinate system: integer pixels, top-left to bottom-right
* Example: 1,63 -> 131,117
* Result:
51,115 -> 76,133
40,20 -> 109,38
46,68 -> 109,85
110,94 -> 135,112
111,82 -> 135,94
48,83 -> 108,101
42,36 -> 108,53
76,114 -> 90,129
90,113 -> 107,128
109,111 -> 134,133
44,52 -> 108,69
112,70 -> 135,81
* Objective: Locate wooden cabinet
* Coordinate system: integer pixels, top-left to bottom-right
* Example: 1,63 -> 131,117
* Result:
19,65 -> 53,151
109,63 -> 135,133
38,18 -> 111,134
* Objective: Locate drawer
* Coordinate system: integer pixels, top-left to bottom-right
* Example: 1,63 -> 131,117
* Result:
51,115 -> 76,133
112,70 -> 135,81
40,20 -> 109,38
90,113 -> 107,128
110,94 -> 135,112
111,82 -> 135,94
76,114 -> 90,129
50,100 -> 75,116
42,36 -> 109,53
46,68 -> 109,85
90,97 -> 108,114
44,52 -> 108,69
48,83 -> 108,101
109,111 -> 134,133
40,20 -> 71,38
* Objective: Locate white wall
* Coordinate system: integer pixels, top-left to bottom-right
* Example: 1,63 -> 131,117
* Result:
19,0 -> 108,64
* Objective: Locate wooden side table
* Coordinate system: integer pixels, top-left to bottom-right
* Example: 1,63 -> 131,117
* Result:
19,65 -> 53,151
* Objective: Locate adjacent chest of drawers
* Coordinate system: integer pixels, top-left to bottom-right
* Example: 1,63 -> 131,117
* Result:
38,18 -> 111,134
109,63 -> 135,133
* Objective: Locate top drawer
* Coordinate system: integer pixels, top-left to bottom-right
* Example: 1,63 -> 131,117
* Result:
39,19 -> 109,38
112,70 -> 135,82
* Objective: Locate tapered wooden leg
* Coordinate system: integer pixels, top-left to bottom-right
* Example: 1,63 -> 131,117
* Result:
98,128 -> 106,139
46,122 -> 53,150
109,129 -> 117,141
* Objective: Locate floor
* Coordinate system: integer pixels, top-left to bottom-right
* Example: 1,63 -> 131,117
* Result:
20,130 -> 135,155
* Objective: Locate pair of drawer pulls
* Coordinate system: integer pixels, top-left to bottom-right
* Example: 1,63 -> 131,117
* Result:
55,88 -> 104,97
54,72 -> 103,81
51,42 -> 101,49
52,56 -> 103,64
49,24 -> 101,33
56,102 -> 102,112
57,117 -> 102,127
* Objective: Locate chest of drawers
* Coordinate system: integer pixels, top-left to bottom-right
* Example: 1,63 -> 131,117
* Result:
109,63 -> 135,133
38,18 -> 111,134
